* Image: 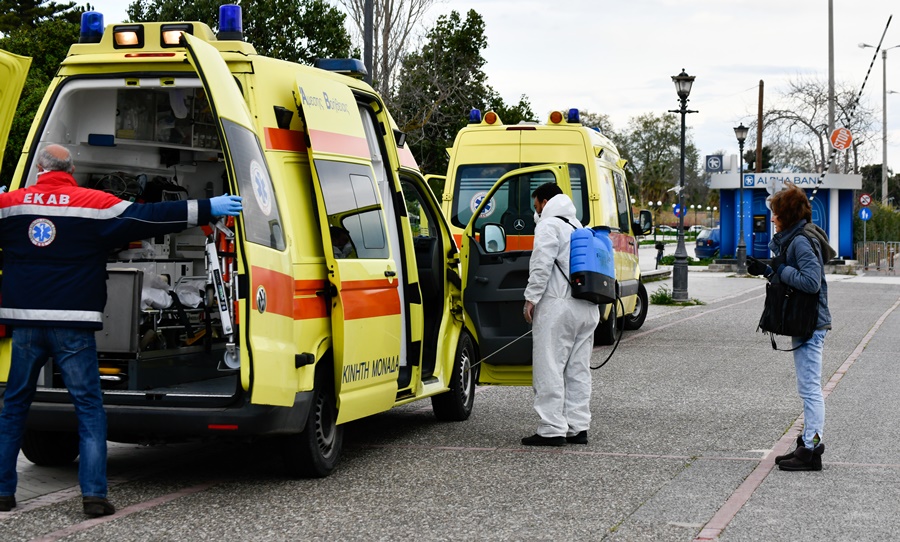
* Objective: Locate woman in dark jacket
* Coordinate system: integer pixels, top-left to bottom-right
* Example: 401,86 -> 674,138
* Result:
747,183 -> 832,471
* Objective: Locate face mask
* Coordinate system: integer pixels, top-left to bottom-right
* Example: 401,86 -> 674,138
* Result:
534,210 -> 541,224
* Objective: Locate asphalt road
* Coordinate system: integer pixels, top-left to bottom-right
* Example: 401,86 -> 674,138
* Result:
2,267 -> 900,541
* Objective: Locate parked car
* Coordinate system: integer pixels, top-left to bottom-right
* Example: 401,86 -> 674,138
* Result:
688,225 -> 704,233
694,227 -> 721,259
657,225 -> 676,234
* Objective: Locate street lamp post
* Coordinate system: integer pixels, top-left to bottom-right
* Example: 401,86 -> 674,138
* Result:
706,206 -> 711,227
669,69 -> 697,301
860,42 -> 900,204
734,124 -> 749,274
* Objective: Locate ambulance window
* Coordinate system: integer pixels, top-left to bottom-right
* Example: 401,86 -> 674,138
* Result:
528,165 -> 588,222
596,169 -> 619,227
222,119 -> 285,250
315,160 -> 390,259
612,172 -> 631,232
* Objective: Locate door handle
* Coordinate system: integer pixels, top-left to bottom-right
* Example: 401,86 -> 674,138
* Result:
384,270 -> 397,277
474,276 -> 488,284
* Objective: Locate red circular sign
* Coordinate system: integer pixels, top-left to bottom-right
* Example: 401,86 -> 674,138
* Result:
859,193 -> 872,207
830,127 -> 853,151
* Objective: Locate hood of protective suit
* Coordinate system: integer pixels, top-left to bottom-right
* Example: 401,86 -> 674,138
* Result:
535,193 -> 580,226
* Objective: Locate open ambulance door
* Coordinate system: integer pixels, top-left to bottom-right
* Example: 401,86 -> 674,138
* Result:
461,164 -> 571,386
294,76 -> 402,424
0,49 -> 31,174
182,34 -> 297,407
0,49 -> 32,381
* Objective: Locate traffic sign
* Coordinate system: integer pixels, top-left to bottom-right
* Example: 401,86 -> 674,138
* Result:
830,127 -> 853,151
859,193 -> 872,207
859,208 -> 872,221
673,204 -> 685,218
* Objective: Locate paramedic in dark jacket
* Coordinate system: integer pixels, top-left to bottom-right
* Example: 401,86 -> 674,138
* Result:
0,144 -> 242,516
747,183 -> 832,472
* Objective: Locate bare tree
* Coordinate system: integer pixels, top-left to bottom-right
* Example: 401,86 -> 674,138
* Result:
338,0 -> 436,97
758,76 -> 876,173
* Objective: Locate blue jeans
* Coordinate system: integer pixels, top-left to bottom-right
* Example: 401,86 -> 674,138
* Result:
792,329 -> 827,449
0,327 -> 107,498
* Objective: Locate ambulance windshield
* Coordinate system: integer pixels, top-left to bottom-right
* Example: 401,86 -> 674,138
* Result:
450,163 -> 588,235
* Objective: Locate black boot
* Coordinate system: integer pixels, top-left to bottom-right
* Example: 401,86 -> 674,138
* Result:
774,435 -> 804,464
778,443 -> 824,471
521,434 -> 566,446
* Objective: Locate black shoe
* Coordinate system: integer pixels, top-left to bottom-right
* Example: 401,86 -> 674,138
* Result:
521,434 -> 566,446
566,430 -> 588,444
83,497 -> 116,517
778,443 -> 825,471
0,495 -> 15,512
775,435 -> 804,464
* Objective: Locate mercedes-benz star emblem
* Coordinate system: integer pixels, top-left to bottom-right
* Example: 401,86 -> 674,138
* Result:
513,218 -> 526,231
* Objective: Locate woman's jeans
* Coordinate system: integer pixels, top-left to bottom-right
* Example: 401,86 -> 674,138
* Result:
0,327 -> 107,498
792,329 -> 827,449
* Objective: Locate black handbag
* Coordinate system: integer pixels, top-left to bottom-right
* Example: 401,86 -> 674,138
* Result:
757,232 -> 821,350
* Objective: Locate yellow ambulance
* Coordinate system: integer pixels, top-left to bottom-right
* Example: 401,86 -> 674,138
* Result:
437,110 -> 653,384
0,7 -> 574,477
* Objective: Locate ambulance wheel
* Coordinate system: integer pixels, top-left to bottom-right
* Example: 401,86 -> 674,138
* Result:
431,331 -> 477,421
21,429 -> 79,466
594,304 -> 619,346
623,282 -> 649,330
281,372 -> 343,478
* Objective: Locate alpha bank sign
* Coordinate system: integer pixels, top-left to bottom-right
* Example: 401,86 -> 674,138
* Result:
709,172 -> 861,190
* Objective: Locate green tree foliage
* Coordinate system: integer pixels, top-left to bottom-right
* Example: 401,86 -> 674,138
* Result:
1,17 -> 81,183
621,112 -> 702,209
859,164 -> 900,205
126,0 -> 352,64
853,201 -> 900,245
744,145 -> 773,172
392,9 -> 535,182
0,0 -> 79,32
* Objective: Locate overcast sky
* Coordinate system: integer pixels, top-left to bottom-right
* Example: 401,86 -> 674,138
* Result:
101,1 -> 898,175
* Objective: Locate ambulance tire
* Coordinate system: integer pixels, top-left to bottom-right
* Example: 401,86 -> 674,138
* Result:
281,371 -> 343,478
594,303 -> 619,346
623,282 -> 649,330
21,429 -> 79,466
431,331 -> 477,421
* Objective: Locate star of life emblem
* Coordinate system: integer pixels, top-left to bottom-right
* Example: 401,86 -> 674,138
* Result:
29,218 -> 56,247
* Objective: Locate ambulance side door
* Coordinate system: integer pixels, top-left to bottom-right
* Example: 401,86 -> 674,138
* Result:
0,49 -> 31,173
294,76 -> 402,424
183,34 -> 298,407
461,164 -> 571,386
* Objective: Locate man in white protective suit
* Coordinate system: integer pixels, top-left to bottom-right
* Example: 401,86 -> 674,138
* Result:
522,183 -> 600,446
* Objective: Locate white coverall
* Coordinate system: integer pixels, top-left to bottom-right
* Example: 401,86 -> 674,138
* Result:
525,194 -> 600,438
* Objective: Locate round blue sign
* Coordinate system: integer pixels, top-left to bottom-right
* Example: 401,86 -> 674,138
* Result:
673,204 -> 685,218
859,208 -> 872,221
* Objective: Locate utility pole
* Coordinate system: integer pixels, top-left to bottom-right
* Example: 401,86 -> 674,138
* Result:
363,0 -> 373,85
756,81 -> 764,173
828,0 -> 836,172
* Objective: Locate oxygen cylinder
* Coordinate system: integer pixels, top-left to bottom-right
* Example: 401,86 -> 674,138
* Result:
568,227 -> 616,304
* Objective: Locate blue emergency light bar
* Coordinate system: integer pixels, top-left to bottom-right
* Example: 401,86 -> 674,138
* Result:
79,11 -> 104,43
218,4 -> 243,41
313,59 -> 368,79
469,109 -> 482,123
567,108 -> 580,124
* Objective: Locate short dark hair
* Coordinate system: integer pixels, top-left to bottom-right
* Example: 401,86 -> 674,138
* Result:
532,182 -> 562,203
769,183 -> 811,230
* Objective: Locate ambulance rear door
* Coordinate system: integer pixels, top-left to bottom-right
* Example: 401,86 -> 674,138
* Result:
295,76 -> 402,424
0,49 -> 31,169
461,164 -> 571,386
182,34 -> 298,407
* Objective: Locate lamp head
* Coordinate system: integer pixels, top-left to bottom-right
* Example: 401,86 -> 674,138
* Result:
734,123 -> 749,144
672,69 -> 695,100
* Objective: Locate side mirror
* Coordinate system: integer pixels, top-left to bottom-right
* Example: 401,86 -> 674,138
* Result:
481,223 -> 506,252
635,209 -> 653,235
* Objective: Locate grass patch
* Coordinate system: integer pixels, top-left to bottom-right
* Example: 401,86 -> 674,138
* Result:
649,285 -> 704,306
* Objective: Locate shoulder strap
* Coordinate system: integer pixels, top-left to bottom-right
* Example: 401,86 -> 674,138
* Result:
554,216 -> 578,230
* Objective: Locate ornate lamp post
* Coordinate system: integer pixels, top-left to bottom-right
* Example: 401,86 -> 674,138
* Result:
734,123 -> 749,274
669,69 -> 697,301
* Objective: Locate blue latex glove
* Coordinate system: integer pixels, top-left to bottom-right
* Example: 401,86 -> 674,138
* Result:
210,194 -> 243,216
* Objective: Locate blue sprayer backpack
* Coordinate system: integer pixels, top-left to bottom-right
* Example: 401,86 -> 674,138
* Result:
554,217 -> 616,304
